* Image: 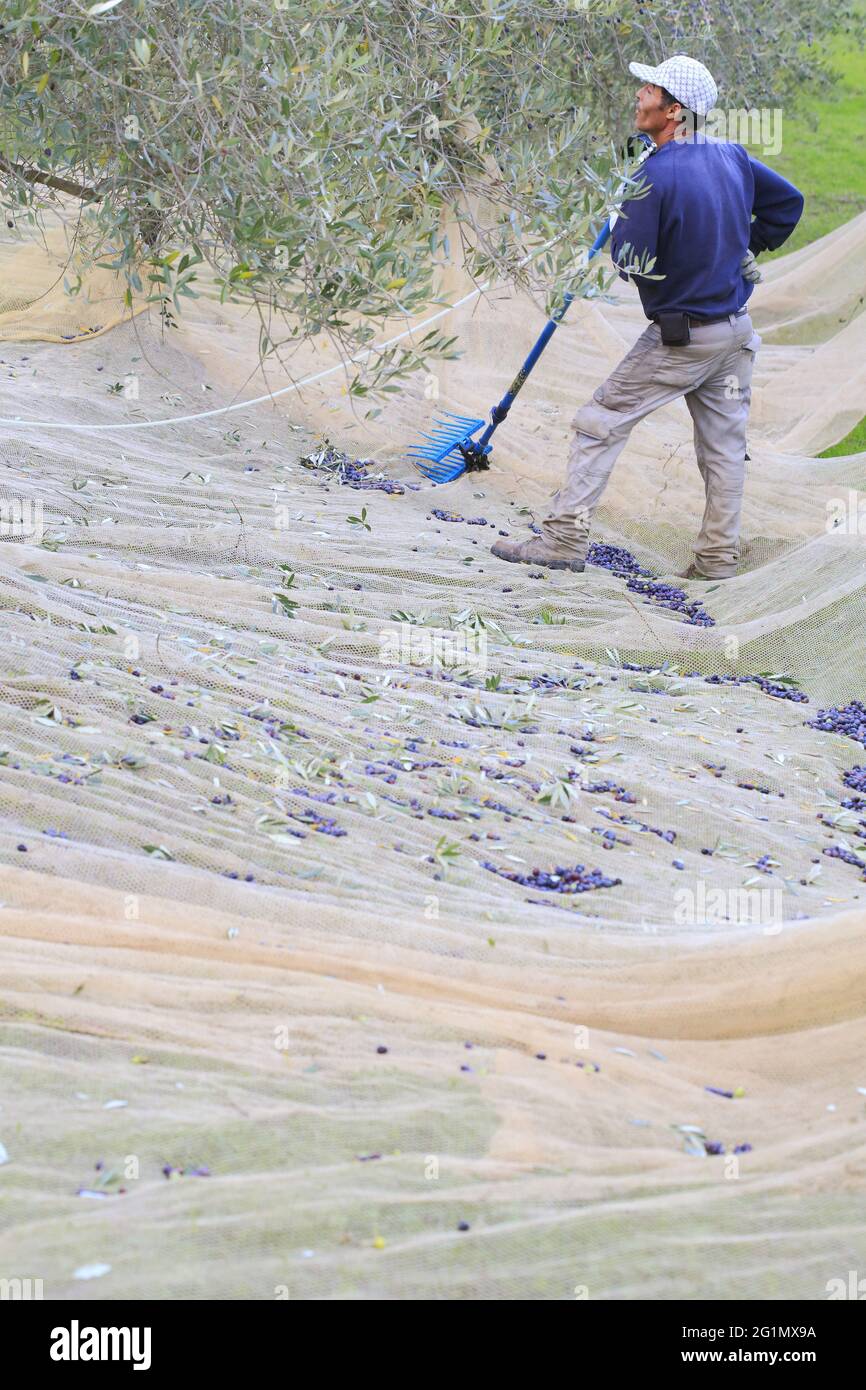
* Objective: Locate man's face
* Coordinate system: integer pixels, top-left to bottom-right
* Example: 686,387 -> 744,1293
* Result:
634,82 -> 679,135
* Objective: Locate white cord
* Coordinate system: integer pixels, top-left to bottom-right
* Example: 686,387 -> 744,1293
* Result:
0,281 -> 494,433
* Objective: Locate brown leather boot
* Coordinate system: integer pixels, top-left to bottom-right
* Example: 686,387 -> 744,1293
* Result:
677,562 -> 734,580
491,536 -> 585,572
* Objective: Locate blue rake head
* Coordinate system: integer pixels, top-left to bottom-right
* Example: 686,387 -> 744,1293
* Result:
406,410 -> 489,483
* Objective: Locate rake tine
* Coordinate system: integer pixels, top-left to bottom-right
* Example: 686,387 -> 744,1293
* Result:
422,411 -> 478,433
407,456 -> 457,477
443,412 -> 485,427
416,463 -> 465,484
407,454 -> 468,481
405,411 -> 486,480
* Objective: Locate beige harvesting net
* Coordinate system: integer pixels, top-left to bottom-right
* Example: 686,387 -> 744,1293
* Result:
1,186 -> 866,1301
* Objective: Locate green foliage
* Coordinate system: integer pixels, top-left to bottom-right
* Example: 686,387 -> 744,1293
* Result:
433,835 -> 461,869
0,0 -> 861,402
273,591 -> 298,616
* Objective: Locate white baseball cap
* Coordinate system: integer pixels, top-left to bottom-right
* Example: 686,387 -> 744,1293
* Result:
628,54 -> 718,116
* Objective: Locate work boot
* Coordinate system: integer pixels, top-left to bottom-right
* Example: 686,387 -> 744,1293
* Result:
677,562 -> 734,581
491,535 -> 585,572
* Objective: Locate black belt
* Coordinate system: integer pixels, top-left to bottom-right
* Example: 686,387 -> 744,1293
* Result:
654,308 -> 747,327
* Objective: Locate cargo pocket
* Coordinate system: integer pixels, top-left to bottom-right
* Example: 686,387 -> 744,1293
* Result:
570,398 -> 632,445
592,374 -> 644,413
735,331 -> 760,395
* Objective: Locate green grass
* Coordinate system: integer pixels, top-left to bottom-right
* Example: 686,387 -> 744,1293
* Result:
744,18 -> 866,256
742,11 -> 866,456
817,416 -> 866,457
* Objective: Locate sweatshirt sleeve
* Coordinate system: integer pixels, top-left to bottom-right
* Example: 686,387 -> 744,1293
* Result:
609,174 -> 662,282
747,156 -> 804,254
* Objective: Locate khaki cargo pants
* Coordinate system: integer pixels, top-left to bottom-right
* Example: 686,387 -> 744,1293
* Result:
542,310 -> 761,578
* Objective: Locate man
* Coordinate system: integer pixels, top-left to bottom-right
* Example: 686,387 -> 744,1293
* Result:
491,54 -> 804,580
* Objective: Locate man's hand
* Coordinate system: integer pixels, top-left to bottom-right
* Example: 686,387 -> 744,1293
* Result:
741,249 -> 763,283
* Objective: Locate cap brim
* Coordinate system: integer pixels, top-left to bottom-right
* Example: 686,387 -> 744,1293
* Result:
628,61 -> 661,84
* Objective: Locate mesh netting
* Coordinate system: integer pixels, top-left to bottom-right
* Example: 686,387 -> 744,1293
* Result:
1,195 -> 865,1301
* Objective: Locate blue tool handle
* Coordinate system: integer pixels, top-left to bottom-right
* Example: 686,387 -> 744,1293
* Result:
473,137 -> 654,451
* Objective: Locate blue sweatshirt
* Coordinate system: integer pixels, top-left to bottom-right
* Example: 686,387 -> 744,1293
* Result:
608,135 -> 804,319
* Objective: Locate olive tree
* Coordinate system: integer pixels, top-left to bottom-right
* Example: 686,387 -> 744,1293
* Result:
0,0 -> 861,409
